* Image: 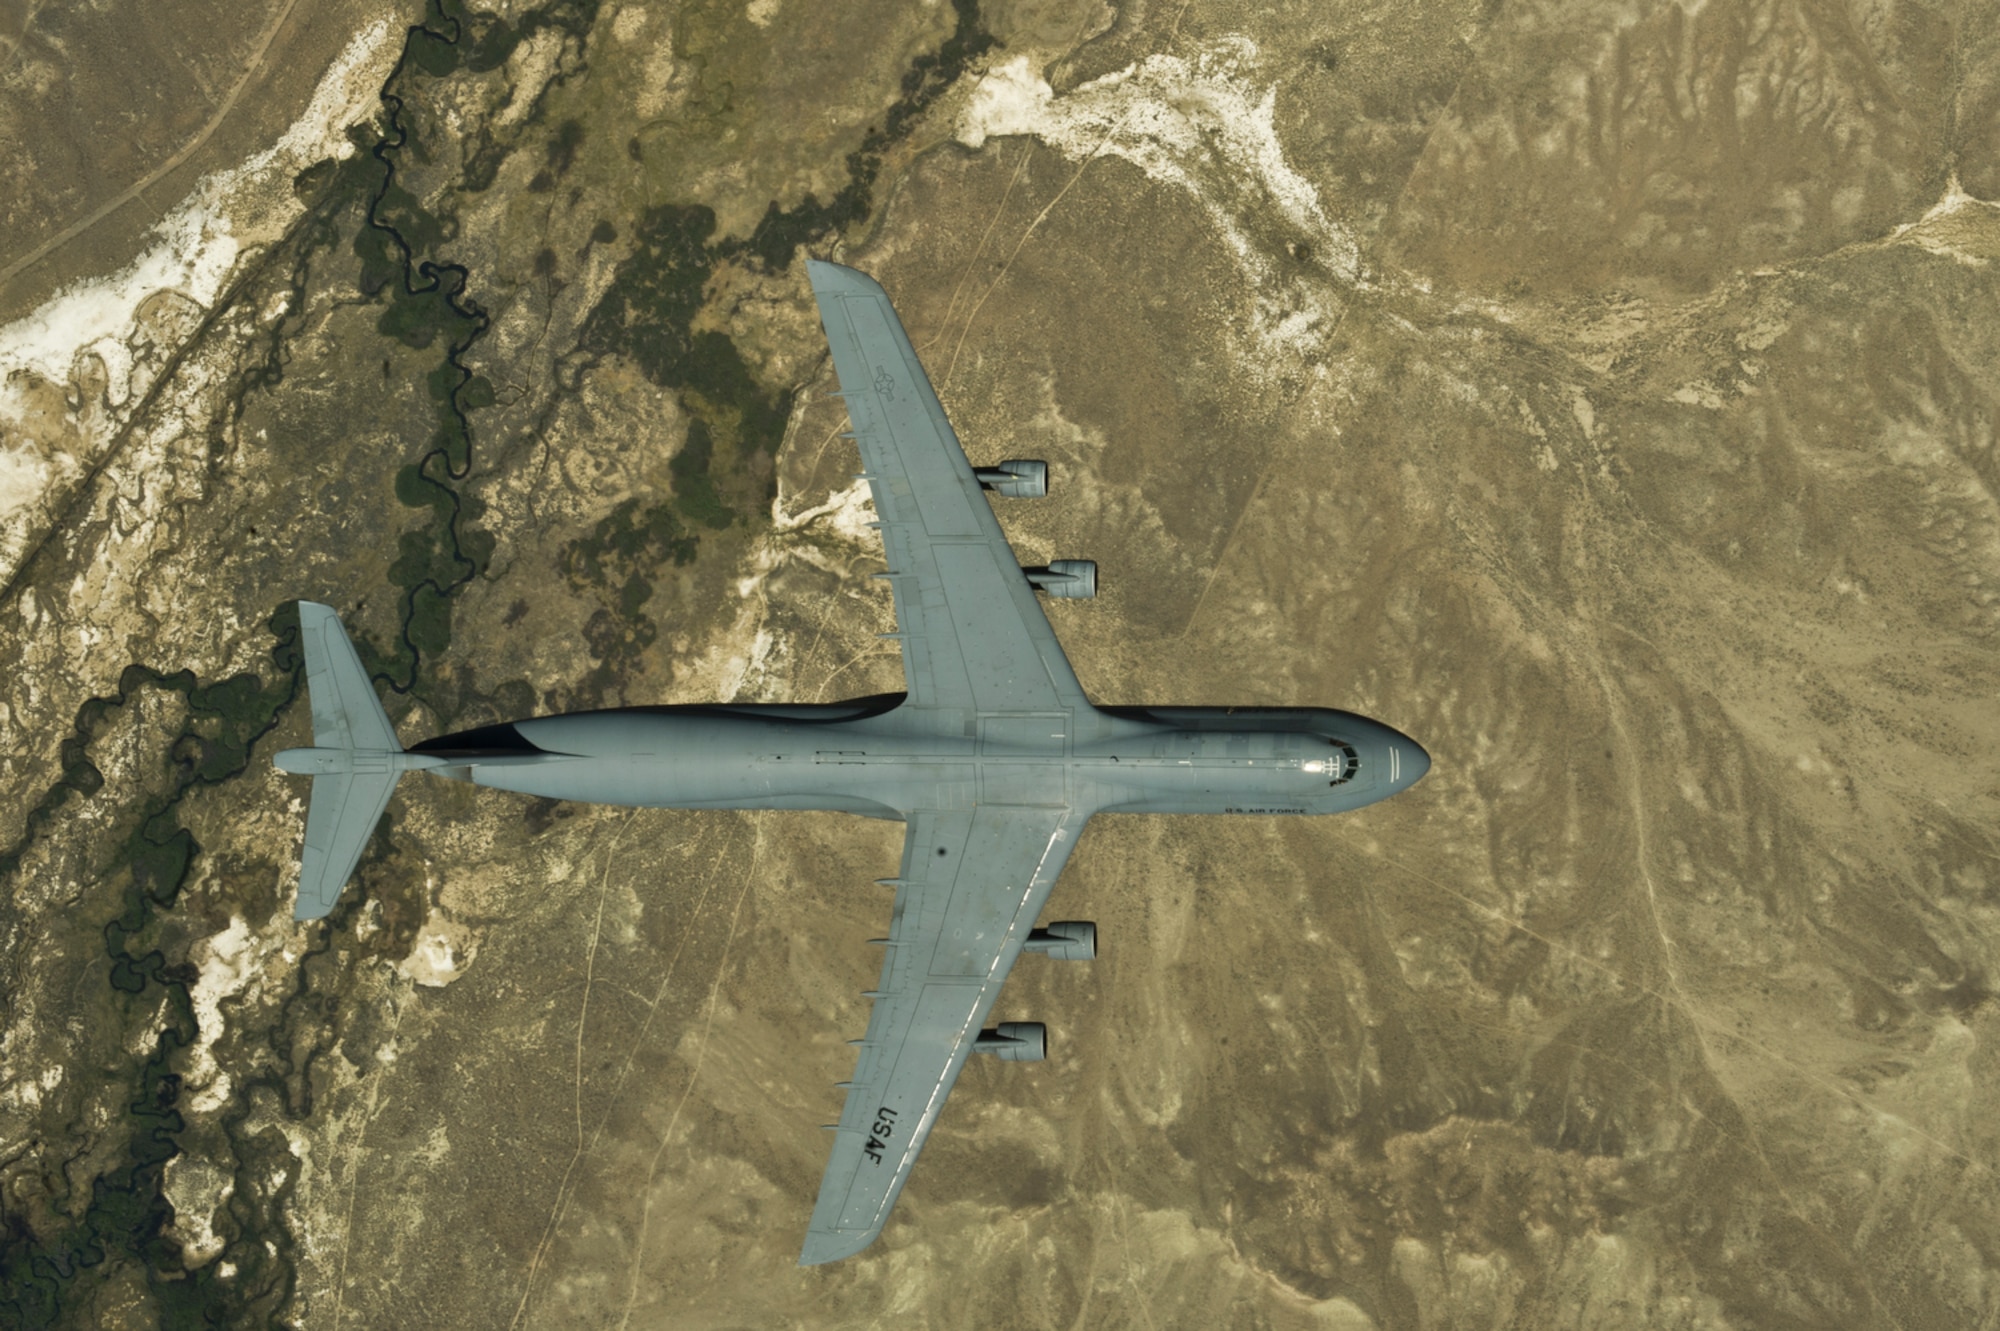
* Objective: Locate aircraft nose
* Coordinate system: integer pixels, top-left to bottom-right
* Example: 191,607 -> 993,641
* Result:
1383,731 -> 1430,790
1400,739 -> 1430,787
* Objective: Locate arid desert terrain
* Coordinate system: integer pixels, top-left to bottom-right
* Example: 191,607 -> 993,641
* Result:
2,1 -> 1998,1327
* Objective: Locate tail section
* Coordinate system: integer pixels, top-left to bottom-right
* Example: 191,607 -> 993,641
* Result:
274,603 -> 441,920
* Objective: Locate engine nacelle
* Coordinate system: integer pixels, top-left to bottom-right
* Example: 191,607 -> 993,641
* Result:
1025,920 -> 1096,961
974,1021 -> 1047,1062
1025,560 -> 1096,599
974,459 -> 1048,498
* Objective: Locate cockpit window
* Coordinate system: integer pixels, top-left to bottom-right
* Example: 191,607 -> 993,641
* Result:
1326,740 -> 1361,786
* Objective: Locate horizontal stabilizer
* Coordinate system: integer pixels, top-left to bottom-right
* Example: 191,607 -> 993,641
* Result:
301,602 -> 399,752
278,602 -> 406,921
297,770 -> 397,920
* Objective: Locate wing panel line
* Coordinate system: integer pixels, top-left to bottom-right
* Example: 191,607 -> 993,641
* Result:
807,259 -> 1092,716
800,804 -> 1089,1264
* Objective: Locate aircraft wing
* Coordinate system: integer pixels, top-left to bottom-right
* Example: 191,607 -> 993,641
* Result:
801,803 -> 1089,1265
807,260 -> 1091,715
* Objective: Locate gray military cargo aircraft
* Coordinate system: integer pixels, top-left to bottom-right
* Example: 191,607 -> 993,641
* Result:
274,258 -> 1429,1265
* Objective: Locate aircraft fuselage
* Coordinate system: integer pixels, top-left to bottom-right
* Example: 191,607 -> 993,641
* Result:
408,702 -> 1429,820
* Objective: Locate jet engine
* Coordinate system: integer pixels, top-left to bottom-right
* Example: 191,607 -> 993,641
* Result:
974,459 -> 1048,497
1025,560 -> 1097,598
1025,921 -> 1096,961
974,1021 -> 1047,1061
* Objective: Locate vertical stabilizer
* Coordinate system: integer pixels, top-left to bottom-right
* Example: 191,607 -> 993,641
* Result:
276,603 -> 406,920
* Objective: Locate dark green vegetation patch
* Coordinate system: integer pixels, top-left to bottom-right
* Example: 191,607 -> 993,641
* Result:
576,203 -> 790,530
579,0 -> 997,528
0,0 -> 1002,1325
735,0 -> 997,272
0,625 -> 307,1331
561,498 -> 702,696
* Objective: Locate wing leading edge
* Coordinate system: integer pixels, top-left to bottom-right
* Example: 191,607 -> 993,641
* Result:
801,804 -> 1088,1265
806,259 -> 1091,717
800,262 -> 1096,1264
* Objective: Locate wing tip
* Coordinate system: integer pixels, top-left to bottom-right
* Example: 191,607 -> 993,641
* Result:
798,1227 -> 878,1267
805,258 -> 886,301
292,848 -> 347,921
294,599 -> 338,632
292,873 -> 338,921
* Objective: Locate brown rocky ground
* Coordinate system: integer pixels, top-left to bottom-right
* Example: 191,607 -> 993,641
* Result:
1,1 -> 1996,1328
